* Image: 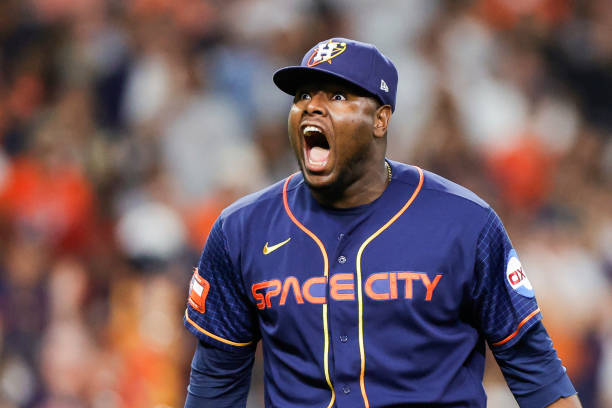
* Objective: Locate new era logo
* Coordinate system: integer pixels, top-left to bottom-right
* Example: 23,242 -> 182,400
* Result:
380,79 -> 389,92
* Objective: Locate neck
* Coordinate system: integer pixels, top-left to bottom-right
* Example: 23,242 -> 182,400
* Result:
308,160 -> 391,209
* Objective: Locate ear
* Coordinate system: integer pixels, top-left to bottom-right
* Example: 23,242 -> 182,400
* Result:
373,105 -> 392,138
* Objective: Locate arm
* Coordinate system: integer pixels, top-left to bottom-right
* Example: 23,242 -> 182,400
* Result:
546,395 -> 582,408
183,218 -> 260,406
491,319 -> 580,407
184,340 -> 255,408
471,210 -> 580,407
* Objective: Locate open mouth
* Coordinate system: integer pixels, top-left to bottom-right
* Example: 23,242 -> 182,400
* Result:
303,125 -> 330,172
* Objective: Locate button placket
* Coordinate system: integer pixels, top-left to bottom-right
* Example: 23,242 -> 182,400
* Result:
327,230 -> 360,407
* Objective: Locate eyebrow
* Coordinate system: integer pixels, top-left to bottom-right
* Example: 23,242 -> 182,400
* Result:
295,84 -> 381,107
296,83 -> 368,96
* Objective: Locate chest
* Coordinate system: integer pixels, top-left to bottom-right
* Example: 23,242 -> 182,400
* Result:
239,206 -> 477,324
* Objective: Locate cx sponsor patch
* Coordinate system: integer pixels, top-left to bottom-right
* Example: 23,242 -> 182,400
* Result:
506,249 -> 534,298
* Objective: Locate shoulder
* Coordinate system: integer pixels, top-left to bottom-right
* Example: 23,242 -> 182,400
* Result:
389,161 -> 494,236
390,160 -> 490,212
218,174 -> 301,224
212,174 -> 303,255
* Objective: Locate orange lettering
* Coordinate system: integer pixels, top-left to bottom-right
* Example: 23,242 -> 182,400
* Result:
279,276 -> 304,305
389,272 -> 398,299
419,273 -> 443,301
397,272 -> 420,299
330,273 -> 354,301
365,273 -> 390,300
251,280 -> 281,309
303,276 -> 327,304
252,282 -> 266,309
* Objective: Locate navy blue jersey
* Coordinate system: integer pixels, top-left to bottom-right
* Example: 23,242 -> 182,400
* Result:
184,161 -> 545,407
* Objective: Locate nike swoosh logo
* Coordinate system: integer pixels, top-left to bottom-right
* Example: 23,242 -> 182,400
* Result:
263,238 -> 291,255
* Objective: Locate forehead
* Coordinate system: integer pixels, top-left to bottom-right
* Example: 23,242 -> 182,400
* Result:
294,73 -> 374,98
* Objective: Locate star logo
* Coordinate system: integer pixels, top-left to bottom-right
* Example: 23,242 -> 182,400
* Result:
306,41 -> 347,67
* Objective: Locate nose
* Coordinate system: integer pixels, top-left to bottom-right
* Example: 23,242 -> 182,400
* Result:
305,91 -> 327,116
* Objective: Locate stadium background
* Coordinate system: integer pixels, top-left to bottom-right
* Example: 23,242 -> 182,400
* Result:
0,0 -> 610,407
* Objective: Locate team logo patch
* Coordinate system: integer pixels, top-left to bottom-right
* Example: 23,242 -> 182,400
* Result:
307,40 -> 347,67
506,249 -> 534,298
188,268 -> 210,313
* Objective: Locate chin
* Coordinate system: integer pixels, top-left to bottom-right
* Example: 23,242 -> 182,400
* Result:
301,168 -> 339,192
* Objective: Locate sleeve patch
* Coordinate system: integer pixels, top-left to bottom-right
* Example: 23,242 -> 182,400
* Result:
188,268 -> 210,313
506,249 -> 534,298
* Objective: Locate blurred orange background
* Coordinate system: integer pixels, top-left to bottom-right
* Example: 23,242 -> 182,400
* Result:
0,1 -> 610,407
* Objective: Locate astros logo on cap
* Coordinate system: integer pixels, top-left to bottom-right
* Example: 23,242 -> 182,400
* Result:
307,40 -> 347,67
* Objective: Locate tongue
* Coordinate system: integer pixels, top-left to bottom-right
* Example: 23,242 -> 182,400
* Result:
309,146 -> 329,164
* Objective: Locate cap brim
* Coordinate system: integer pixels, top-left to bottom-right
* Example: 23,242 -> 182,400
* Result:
273,66 -> 373,98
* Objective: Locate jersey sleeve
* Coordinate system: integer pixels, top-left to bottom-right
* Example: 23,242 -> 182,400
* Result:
471,209 -> 542,350
185,340 -> 254,408
492,321 -> 577,406
184,218 -> 260,351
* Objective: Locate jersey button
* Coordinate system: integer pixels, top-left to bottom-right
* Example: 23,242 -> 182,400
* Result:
337,255 -> 347,264
339,335 -> 348,343
342,385 -> 351,394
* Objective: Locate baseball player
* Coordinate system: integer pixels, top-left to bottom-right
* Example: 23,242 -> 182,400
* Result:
183,38 -> 581,407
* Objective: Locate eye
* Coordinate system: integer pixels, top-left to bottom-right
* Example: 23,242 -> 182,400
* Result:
297,92 -> 311,101
331,93 -> 347,101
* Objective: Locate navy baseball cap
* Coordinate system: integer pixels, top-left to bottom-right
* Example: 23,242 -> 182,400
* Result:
273,38 -> 398,112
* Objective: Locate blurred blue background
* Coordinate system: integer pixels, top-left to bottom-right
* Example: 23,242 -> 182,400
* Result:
0,0 -> 610,407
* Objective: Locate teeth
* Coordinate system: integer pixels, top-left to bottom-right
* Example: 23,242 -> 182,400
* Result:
303,125 -> 322,136
308,158 -> 326,165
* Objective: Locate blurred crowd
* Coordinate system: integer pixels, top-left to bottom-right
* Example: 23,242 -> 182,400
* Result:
0,0 -> 610,407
